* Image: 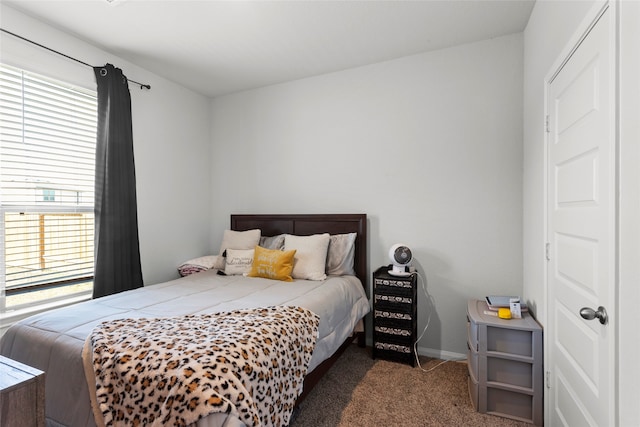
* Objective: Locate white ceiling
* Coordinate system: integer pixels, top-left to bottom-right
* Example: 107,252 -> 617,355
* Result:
3,0 -> 535,98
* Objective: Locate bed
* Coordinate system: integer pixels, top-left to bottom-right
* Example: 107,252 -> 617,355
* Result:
0,213 -> 370,427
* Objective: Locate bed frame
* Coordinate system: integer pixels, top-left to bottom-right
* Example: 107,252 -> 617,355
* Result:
231,213 -> 368,402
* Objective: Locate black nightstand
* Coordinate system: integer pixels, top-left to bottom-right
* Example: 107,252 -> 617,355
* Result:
372,265 -> 417,366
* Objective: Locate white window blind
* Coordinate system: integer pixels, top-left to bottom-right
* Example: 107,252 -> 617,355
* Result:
0,63 -> 97,308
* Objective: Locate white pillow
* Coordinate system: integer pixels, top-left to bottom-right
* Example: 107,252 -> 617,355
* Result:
224,248 -> 255,276
284,233 -> 331,281
214,229 -> 261,269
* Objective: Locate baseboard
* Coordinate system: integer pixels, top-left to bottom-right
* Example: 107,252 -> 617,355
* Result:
416,345 -> 466,362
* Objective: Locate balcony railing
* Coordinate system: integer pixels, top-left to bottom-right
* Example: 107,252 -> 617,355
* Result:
4,211 -> 94,307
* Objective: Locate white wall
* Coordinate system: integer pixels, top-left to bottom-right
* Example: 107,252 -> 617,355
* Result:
522,0 -> 596,322
0,5 -> 213,286
618,2 -> 640,424
524,1 -> 640,424
210,33 -> 524,357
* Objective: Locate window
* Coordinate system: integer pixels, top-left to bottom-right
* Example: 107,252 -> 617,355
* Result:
42,189 -> 56,202
0,63 -> 97,310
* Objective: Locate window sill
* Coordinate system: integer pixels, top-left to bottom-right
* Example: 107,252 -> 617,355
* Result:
1,293 -> 91,335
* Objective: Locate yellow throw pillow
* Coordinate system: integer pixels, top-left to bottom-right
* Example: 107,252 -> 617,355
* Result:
248,246 -> 296,282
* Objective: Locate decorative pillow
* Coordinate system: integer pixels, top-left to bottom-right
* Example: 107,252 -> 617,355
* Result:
259,234 -> 285,250
224,248 -> 255,276
284,233 -> 331,281
326,232 -> 357,276
248,246 -> 296,282
178,255 -> 218,277
214,229 -> 261,269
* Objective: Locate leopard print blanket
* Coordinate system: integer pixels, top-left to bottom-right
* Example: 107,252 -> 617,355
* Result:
82,306 -> 319,427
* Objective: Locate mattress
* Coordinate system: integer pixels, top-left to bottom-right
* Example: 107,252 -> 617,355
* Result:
0,270 -> 370,427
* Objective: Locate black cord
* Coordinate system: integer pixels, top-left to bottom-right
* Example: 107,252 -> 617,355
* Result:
1,27 -> 151,90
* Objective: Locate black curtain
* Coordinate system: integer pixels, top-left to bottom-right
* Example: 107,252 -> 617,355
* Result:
92,64 -> 143,298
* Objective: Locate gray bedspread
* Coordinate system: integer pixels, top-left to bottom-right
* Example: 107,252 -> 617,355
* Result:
0,271 -> 369,427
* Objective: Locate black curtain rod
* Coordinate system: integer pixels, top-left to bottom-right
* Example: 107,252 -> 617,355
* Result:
0,27 -> 151,90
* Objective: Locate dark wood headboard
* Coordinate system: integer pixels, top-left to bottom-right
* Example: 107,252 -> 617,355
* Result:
231,213 -> 368,287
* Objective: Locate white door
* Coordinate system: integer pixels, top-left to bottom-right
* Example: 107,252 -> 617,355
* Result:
546,4 -> 615,427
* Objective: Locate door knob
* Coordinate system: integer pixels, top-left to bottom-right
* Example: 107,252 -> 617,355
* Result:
579,306 -> 608,325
